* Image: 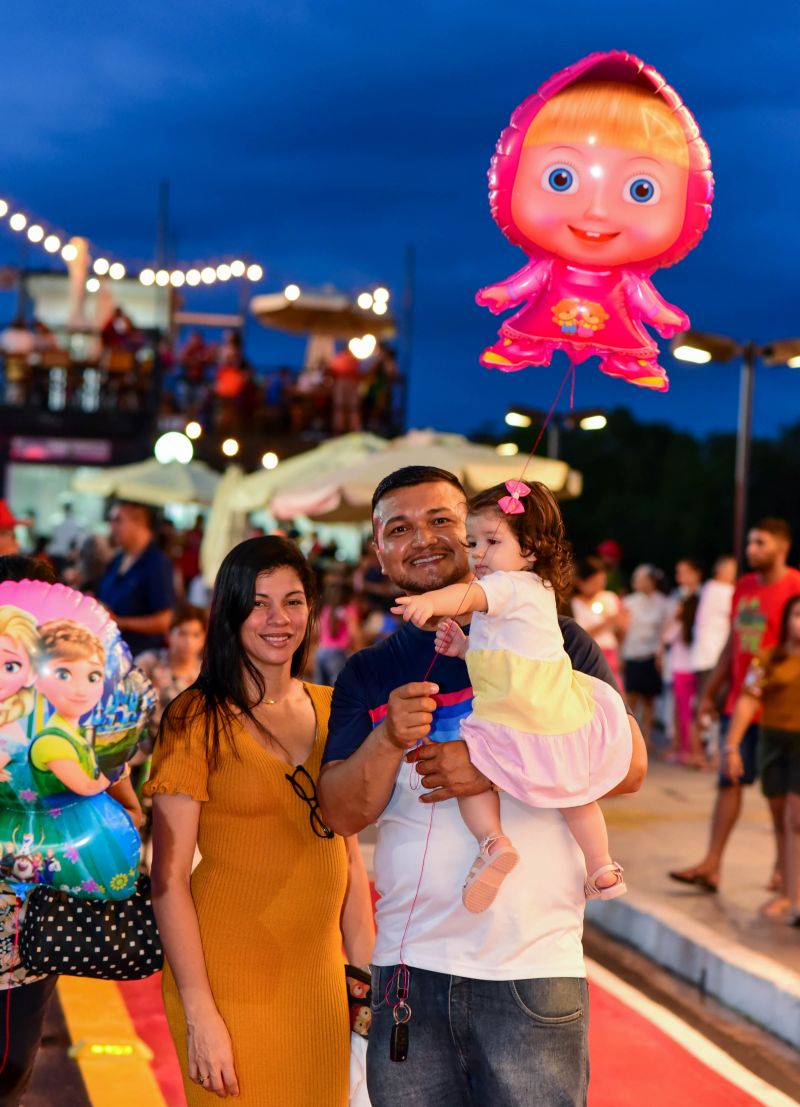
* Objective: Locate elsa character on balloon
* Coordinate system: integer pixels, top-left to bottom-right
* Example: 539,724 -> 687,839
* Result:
21,619 -> 139,898
0,606 -> 41,793
394,482 -> 631,913
477,51 -> 713,392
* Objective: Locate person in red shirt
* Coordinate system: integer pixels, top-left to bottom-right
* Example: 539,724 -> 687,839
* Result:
330,346 -> 362,434
669,518 -> 800,895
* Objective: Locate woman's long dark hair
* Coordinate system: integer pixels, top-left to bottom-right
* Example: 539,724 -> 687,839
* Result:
163,536 -> 317,764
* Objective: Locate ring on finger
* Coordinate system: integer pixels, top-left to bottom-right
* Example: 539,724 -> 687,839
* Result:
197,1074 -> 207,1084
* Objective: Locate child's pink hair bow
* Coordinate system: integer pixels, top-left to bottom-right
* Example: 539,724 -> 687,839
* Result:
498,480 -> 531,515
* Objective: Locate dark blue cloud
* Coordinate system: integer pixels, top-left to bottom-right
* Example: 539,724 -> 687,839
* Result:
2,0 -> 799,438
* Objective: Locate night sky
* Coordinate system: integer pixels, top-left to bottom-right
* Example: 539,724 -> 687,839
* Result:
2,1 -> 799,440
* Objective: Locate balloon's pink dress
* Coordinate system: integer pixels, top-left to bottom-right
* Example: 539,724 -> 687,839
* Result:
460,571 -> 631,806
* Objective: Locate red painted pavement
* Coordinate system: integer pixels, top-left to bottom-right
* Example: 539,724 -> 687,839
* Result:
118,972 -> 770,1107
119,974 -> 186,1107
587,982 -> 764,1107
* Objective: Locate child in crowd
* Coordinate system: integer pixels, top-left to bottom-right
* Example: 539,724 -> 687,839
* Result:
394,481 -> 630,912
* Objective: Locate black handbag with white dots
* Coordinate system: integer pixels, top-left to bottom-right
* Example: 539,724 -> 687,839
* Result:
19,876 -> 163,981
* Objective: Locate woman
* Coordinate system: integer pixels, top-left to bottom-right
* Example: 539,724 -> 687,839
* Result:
723,592 -> 800,925
313,577 -> 362,686
621,564 -> 670,746
570,555 -> 627,685
146,537 -> 374,1104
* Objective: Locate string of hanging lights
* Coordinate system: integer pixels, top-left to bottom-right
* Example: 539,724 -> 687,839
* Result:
0,195 -> 264,285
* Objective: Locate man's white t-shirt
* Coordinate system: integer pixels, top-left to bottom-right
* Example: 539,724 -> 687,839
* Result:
372,764 -> 586,979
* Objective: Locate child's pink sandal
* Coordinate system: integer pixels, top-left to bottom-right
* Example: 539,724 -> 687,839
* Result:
462,836 -> 520,913
584,862 -> 627,900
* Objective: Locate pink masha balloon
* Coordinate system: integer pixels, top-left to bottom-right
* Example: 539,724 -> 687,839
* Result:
477,51 -> 713,392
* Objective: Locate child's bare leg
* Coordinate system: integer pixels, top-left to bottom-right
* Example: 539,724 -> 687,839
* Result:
459,790 -> 519,913
459,790 -> 505,844
561,802 -> 622,891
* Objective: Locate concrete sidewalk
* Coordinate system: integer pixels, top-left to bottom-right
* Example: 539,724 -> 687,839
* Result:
590,760 -> 800,1049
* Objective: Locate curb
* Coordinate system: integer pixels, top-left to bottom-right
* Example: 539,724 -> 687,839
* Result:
586,894 -> 800,1050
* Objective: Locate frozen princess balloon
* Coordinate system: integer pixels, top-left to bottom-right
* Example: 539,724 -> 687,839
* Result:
19,619 -> 140,898
0,606 -> 40,795
477,51 -> 713,392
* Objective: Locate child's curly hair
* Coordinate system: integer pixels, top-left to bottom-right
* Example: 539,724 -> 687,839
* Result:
468,482 -> 574,603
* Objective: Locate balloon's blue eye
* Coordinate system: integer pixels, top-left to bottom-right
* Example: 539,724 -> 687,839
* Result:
628,177 -> 657,203
548,167 -> 574,192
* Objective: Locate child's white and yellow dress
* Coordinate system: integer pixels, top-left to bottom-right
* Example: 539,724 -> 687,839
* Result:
461,570 -> 631,806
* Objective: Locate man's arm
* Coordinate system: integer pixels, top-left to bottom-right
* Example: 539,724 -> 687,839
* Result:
317,660 -> 439,836
603,714 -> 646,796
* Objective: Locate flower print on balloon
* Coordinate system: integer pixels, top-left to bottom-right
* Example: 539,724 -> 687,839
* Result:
477,51 -> 713,392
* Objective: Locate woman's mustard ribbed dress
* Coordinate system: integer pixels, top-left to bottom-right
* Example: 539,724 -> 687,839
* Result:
145,684 -> 349,1106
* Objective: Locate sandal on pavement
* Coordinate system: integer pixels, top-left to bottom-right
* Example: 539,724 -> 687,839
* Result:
585,862 -> 627,900
668,869 -> 718,893
462,836 -> 520,914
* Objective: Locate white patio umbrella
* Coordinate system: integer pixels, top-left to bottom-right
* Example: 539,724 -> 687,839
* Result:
229,432 -> 388,513
72,459 -> 221,507
200,464 -> 248,584
251,288 -> 396,340
198,433 -> 388,581
269,429 -> 582,523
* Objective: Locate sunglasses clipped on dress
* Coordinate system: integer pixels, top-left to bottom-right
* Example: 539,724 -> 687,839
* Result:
285,764 -> 334,838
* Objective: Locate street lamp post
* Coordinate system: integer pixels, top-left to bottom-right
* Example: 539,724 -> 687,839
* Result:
503,406 -> 608,460
733,342 -> 756,571
670,331 -> 800,566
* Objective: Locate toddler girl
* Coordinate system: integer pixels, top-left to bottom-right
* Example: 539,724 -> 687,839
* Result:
394,481 -> 630,912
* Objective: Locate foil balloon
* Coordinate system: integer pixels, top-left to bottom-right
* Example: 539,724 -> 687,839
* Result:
477,51 -> 713,392
0,580 -> 156,900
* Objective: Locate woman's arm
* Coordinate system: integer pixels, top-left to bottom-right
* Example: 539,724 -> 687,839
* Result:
150,794 -> 240,1097
340,836 -> 375,969
392,582 -> 487,627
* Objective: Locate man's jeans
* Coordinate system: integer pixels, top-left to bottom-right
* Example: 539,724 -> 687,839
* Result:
367,965 -> 589,1107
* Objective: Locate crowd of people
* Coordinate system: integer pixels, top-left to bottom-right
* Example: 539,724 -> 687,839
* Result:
1,475 -> 799,1106
161,330 -> 403,440
1,312 -> 404,441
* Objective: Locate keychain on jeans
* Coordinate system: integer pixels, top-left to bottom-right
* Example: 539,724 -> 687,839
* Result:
388,965 -> 411,1062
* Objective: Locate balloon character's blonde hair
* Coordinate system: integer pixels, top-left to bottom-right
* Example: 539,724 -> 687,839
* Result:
523,82 -> 690,168
0,605 -> 41,727
38,620 -> 105,671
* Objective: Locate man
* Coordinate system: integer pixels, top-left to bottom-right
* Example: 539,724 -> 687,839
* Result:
318,466 -> 646,1107
96,501 -> 175,657
670,518 -> 800,896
